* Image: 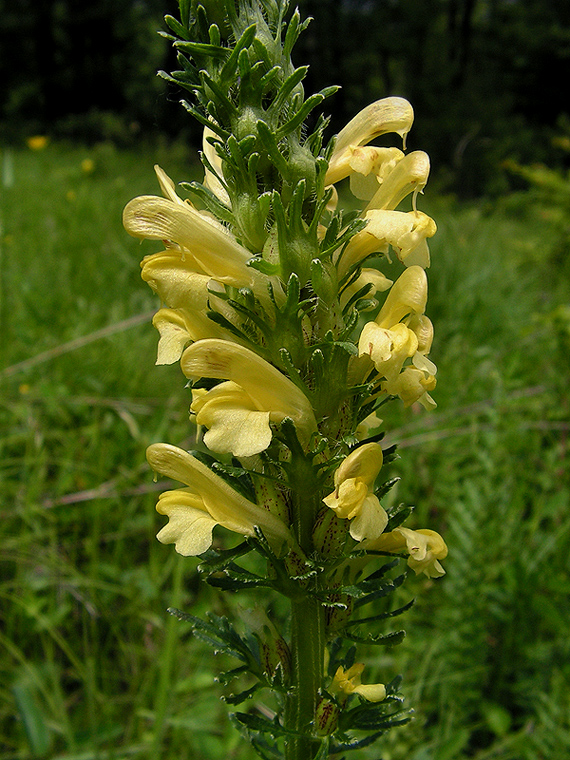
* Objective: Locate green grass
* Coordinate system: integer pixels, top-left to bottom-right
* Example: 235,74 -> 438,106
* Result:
1,142 -> 569,760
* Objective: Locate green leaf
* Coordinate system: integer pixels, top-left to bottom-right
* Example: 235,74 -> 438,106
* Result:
223,682 -> 261,705
12,681 -> 52,756
220,24 -> 258,82
376,476 -> 401,500
206,563 -> 273,591
332,730 -> 385,753
349,707 -> 411,731
343,628 -> 406,647
178,0 -> 191,29
180,181 -> 235,224
344,598 -> 415,628
198,541 -> 252,573
232,711 -> 304,738
247,257 -> 281,275
164,14 -> 191,40
385,503 -> 414,532
175,40 -> 227,57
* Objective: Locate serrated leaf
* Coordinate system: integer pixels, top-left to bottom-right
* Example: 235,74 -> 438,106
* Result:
331,730 -> 385,753
247,257 -> 281,275
223,682 -> 261,705
385,504 -> 414,531
175,40 -> 227,57
197,541 -> 252,572
344,598 -> 415,628
343,629 -> 406,647
232,711 -> 304,738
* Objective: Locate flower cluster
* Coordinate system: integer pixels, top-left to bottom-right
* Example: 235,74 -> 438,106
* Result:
124,2 -> 447,756
123,96 -> 443,556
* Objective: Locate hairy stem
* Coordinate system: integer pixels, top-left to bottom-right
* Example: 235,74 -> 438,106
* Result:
285,593 -> 325,760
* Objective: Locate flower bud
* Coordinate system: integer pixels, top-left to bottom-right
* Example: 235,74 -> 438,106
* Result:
312,507 -> 347,557
314,696 -> 340,736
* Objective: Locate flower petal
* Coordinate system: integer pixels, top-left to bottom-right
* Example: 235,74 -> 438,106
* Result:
192,381 -> 273,457
348,493 -> 388,542
334,442 -> 384,488
365,151 -> 430,212
124,195 -> 254,287
353,683 -> 387,702
376,266 -> 428,328
155,488 -> 216,556
152,308 -> 231,365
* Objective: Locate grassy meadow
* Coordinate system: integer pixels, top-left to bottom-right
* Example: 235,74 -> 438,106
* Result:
1,141 -> 569,760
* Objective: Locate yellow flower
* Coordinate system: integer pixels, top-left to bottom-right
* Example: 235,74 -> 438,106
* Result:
151,307 -> 233,365
340,209 -> 436,275
358,266 -> 437,407
381,363 -> 437,410
343,146 -> 405,201
358,266 -> 426,376
147,443 -> 292,555
323,443 -> 388,542
330,663 -> 386,702
138,252 -> 234,363
26,135 -> 49,151
365,527 -> 448,578
123,166 -> 270,301
364,150 -> 431,213
181,339 -> 317,457
326,99 -> 435,278
325,97 -> 414,185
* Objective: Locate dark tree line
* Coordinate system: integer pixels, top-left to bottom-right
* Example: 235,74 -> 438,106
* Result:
2,0 -> 569,195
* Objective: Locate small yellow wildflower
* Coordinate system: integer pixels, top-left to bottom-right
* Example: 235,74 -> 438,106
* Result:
325,97 -> 414,185
358,266 -> 437,408
123,166 -> 270,300
365,527 -> 448,578
323,442 -> 388,542
26,136 -> 49,151
81,158 -> 95,174
330,663 -> 386,702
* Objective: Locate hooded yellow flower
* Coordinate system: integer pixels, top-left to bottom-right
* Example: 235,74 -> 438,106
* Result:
140,247 -> 240,364
325,97 -> 414,186
147,443 -> 292,556
340,209 -> 436,275
323,442 -> 388,542
123,166 -> 270,300
181,339 -> 317,457
330,663 -> 386,702
364,527 -> 448,578
326,100 -> 436,277
358,266 -> 437,407
364,150 -> 430,213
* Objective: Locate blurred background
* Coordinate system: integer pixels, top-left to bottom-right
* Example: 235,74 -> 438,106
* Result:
1,1 -> 569,759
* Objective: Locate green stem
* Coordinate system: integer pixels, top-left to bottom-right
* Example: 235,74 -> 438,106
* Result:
284,481 -> 326,760
285,593 -> 325,760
